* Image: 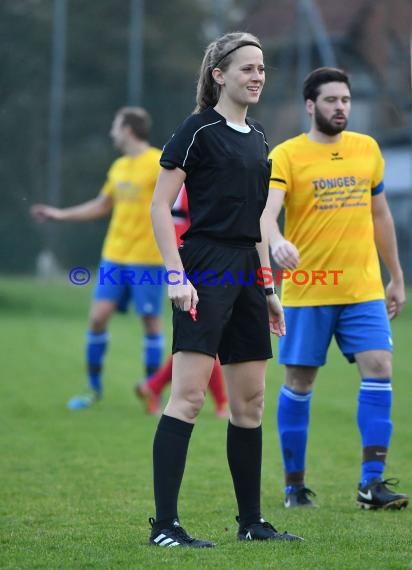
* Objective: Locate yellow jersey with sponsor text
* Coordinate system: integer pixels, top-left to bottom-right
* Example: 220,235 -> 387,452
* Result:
100,147 -> 163,265
269,132 -> 385,306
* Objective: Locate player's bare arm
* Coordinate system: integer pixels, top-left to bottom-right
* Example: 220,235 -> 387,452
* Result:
30,194 -> 113,222
372,192 -> 405,319
151,167 -> 198,311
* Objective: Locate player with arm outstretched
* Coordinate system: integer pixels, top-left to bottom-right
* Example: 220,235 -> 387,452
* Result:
31,107 -> 165,410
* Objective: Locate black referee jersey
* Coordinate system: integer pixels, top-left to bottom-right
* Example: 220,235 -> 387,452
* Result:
160,107 -> 271,245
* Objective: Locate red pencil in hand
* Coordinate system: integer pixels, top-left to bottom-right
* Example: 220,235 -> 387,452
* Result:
189,307 -> 197,322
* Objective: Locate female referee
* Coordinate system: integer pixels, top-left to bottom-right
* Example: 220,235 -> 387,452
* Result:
148,31 -> 303,547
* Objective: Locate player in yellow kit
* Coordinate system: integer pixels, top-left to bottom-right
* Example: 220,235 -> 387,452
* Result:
31,107 -> 165,409
266,68 -> 408,510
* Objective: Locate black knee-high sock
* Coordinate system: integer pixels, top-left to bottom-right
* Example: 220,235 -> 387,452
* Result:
227,422 -> 262,526
153,414 -> 194,524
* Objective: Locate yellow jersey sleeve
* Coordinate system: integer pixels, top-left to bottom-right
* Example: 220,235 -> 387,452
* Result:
268,144 -> 290,192
100,164 -> 116,198
370,137 -> 385,194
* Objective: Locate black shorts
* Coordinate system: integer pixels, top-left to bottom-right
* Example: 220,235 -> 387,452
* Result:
172,238 -> 273,365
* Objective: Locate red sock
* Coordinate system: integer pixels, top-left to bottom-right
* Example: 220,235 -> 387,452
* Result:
208,360 -> 227,407
147,355 -> 173,395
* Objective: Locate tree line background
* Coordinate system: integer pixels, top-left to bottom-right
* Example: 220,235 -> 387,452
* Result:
1,0 -> 411,278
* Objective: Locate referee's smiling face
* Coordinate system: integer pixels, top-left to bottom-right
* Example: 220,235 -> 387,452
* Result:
214,45 -> 265,107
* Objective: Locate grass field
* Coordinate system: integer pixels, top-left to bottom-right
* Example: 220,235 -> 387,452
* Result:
1,277 -> 411,569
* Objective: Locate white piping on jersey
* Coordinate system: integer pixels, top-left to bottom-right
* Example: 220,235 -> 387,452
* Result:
250,124 -> 269,150
182,120 -> 222,167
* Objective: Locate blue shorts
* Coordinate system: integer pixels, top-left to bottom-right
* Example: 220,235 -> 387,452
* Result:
279,300 -> 392,366
93,259 -> 165,316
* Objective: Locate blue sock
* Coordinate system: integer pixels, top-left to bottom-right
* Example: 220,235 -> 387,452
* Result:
86,331 -> 109,394
277,385 -> 312,492
144,333 -> 164,378
357,378 -> 392,485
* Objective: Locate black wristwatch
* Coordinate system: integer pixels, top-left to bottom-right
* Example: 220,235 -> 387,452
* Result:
265,286 -> 277,296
